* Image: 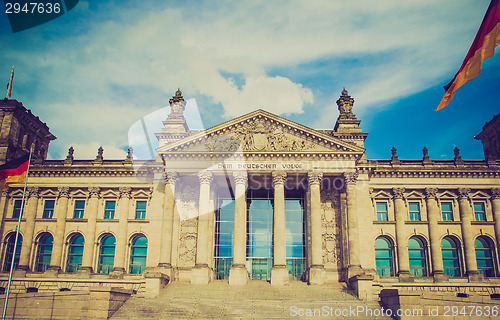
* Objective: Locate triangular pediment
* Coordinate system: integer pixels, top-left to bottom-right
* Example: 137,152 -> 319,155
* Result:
157,110 -> 364,155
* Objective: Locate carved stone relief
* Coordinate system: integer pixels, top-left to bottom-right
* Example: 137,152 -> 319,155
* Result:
177,185 -> 199,267
320,189 -> 342,266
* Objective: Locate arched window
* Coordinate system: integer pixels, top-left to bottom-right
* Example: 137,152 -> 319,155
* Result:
408,237 -> 428,277
35,234 -> 54,272
475,237 -> 496,277
3,234 -> 22,271
66,234 -> 84,273
129,235 -> 147,274
98,235 -> 116,274
442,237 -> 461,277
375,237 -> 394,277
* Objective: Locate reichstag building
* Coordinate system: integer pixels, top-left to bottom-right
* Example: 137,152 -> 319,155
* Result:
0,89 -> 499,305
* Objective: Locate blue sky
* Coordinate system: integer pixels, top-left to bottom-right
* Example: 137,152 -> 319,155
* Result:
0,0 -> 498,161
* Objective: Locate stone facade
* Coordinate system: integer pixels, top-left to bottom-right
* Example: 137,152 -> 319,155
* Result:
0,92 -> 499,304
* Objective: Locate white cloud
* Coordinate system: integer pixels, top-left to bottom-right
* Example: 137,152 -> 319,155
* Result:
1,0 -> 490,159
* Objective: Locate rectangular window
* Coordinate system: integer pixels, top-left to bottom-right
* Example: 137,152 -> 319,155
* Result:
376,202 -> 388,221
12,199 -> 22,218
104,201 -> 115,219
409,202 -> 421,221
73,200 -> 85,219
441,202 -> 454,221
43,200 -> 55,219
135,201 -> 147,219
474,202 -> 487,221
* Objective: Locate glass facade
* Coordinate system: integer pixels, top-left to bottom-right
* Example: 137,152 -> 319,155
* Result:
3,234 -> 22,271
135,201 -> 147,219
104,201 -> 116,219
285,189 -> 305,280
129,235 -> 147,274
441,202 -> 454,221
43,200 -> 55,219
97,235 -> 116,274
35,234 -> 54,272
408,237 -> 427,277
73,200 -> 85,219
246,189 -> 273,280
375,237 -> 394,277
408,202 -> 421,221
66,234 -> 84,273
214,198 -> 234,280
442,237 -> 461,277
376,202 -> 388,221
473,202 -> 487,221
12,199 -> 22,218
475,237 -> 495,277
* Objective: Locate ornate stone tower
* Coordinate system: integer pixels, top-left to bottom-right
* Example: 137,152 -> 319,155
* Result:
0,99 -> 56,165
333,89 -> 367,149
475,113 -> 500,161
156,89 -> 191,147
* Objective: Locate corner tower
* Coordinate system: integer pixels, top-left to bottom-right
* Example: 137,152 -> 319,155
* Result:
0,99 -> 56,164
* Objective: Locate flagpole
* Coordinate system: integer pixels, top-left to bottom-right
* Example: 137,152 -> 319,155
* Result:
2,147 -> 33,320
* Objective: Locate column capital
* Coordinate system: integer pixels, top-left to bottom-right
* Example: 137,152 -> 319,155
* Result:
232,171 -> 248,186
88,186 -> 100,198
119,186 -> 132,198
458,188 -> 471,200
57,186 -> 70,198
272,172 -> 287,186
425,187 -> 438,199
197,170 -> 213,185
165,171 -> 178,185
27,186 -> 39,198
491,188 -> 500,199
307,172 -> 323,186
343,172 -> 358,187
392,187 -> 405,199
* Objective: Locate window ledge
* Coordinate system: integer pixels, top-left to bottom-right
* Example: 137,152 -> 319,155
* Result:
438,221 -> 462,225
5,218 -> 25,222
405,221 -> 428,224
373,220 -> 396,224
97,219 -> 119,222
471,221 -> 495,225
65,218 -> 88,222
35,218 -> 56,222
127,219 -> 149,223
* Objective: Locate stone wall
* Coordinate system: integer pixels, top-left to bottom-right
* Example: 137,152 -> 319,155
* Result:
0,286 -> 132,319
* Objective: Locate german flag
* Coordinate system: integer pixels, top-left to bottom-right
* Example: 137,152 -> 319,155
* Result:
0,154 -> 30,191
436,0 -> 500,111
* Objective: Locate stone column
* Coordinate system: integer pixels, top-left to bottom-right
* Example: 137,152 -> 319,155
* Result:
393,187 -> 412,281
158,172 -> 178,272
229,171 -> 248,285
492,188 -> 500,263
16,186 -> 39,272
271,171 -> 288,286
47,187 -> 70,275
308,172 -> 325,285
192,170 -> 213,284
458,188 -> 481,281
425,188 -> 447,282
80,186 -> 100,274
345,173 -> 363,280
111,187 -> 131,278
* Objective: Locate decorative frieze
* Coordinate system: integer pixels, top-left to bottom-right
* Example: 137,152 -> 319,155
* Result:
320,189 -> 342,265
392,187 -> 405,199
425,188 -> 438,199
119,186 -> 132,199
57,186 -> 70,198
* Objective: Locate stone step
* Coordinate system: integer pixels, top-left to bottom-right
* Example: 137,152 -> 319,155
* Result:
111,281 -> 392,320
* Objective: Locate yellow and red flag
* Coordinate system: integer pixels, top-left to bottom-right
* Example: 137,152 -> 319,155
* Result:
5,66 -> 14,99
0,154 -> 29,191
436,0 -> 500,111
